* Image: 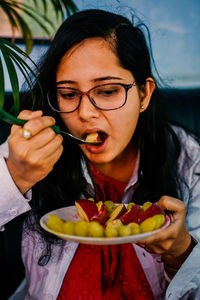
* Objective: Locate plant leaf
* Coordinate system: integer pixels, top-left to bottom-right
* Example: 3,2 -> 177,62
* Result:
1,46 -> 20,114
0,56 -> 5,108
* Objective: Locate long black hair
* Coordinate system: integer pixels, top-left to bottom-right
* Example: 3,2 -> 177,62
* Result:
21,9 -> 183,263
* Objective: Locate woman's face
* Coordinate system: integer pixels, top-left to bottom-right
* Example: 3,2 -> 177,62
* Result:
56,38 -> 150,167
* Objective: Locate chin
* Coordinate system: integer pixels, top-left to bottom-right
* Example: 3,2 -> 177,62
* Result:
83,150 -> 114,164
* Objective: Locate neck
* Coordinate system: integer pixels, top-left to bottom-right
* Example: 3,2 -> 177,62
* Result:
91,145 -> 138,183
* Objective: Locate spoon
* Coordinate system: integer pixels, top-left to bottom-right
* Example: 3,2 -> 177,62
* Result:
0,108 -> 101,145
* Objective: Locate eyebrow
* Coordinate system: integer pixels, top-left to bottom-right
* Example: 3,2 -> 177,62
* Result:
56,76 -> 123,86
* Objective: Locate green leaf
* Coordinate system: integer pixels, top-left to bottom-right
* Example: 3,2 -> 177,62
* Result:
10,8 -> 33,54
1,47 -> 20,114
0,56 -> 5,108
0,39 -> 44,113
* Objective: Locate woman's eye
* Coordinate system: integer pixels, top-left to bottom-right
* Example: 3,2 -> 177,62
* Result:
98,88 -> 118,96
59,91 -> 78,100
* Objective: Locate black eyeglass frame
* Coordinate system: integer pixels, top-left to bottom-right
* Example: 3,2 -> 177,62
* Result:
47,81 -> 137,113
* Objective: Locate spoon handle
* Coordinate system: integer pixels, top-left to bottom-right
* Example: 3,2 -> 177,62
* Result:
0,108 -> 60,133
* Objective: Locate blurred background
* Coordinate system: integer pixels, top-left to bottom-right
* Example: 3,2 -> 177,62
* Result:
0,0 -> 200,90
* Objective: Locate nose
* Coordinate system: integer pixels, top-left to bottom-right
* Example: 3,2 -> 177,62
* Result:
78,94 -> 100,121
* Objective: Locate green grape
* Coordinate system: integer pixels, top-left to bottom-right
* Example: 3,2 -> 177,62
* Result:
106,219 -> 122,229
88,221 -> 104,237
46,214 -> 64,233
142,201 -> 152,212
63,221 -> 75,235
104,200 -> 116,214
74,220 -> 89,237
119,225 -> 132,236
152,214 -> 165,229
105,226 -> 119,237
128,222 -> 141,235
140,217 -> 156,233
127,202 -> 135,211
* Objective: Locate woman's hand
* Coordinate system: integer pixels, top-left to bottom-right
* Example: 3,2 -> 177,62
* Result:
6,110 -> 63,194
139,196 -> 191,265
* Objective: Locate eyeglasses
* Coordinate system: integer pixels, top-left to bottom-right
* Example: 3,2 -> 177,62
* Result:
47,82 -> 136,113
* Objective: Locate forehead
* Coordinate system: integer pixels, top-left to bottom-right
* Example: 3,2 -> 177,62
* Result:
56,38 -> 132,82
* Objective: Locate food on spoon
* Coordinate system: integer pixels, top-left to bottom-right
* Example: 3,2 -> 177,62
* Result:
120,204 -> 143,225
75,199 -> 99,222
85,132 -> 99,143
46,214 -> 64,232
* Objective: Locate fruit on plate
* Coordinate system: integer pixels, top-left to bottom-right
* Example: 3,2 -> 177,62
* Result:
119,225 -> 132,236
127,202 -> 135,210
46,214 -> 64,232
105,226 -> 119,237
74,220 -> 89,237
104,200 -> 116,214
105,203 -> 127,225
45,200 -> 167,238
139,203 -> 165,224
140,217 -> 156,233
75,199 -> 99,222
63,221 -> 75,235
151,214 -> 165,230
142,201 -> 152,212
94,201 -> 109,224
88,221 -> 104,237
120,204 -> 143,225
128,222 -> 141,235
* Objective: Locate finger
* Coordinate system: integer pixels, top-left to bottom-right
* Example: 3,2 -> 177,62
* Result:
30,134 -> 63,162
37,134 -> 63,158
11,110 -> 43,135
24,127 -> 58,149
158,196 -> 186,216
23,115 -> 56,137
18,110 -> 43,120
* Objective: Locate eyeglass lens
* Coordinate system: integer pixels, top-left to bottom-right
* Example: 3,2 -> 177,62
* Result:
48,84 -> 129,113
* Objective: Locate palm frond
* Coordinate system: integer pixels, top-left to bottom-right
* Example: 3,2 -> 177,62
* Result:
0,38 -> 43,114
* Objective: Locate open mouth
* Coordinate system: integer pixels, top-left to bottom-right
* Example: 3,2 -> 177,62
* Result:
83,131 -> 107,144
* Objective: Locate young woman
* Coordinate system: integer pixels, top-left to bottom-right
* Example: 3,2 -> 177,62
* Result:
0,9 -> 200,300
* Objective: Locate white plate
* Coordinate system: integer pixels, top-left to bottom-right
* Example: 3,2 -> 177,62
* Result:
40,205 -> 170,245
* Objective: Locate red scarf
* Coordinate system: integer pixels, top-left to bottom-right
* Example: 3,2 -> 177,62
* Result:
57,164 -> 154,300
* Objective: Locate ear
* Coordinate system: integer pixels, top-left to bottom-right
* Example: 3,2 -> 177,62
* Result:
139,78 -> 155,112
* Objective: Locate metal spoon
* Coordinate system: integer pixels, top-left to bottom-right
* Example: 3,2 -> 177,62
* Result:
0,108 -> 101,145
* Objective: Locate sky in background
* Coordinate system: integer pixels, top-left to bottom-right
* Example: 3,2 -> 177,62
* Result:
75,0 -> 200,88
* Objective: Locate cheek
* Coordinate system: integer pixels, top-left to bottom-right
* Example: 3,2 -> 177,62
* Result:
59,114 -> 77,133
111,104 -> 140,142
